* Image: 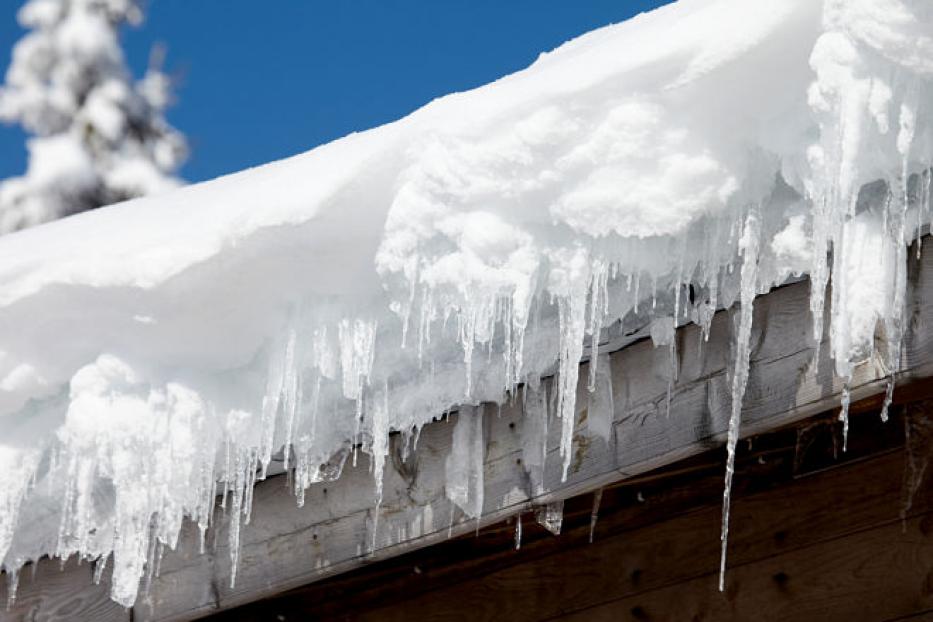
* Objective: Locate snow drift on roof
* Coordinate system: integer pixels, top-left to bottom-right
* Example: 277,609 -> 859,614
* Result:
0,0 -> 932,607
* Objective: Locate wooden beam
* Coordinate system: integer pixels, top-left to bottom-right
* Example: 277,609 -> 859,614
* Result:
566,516 -> 933,622
204,396 -> 925,621
0,556 -> 129,622
5,240 -> 933,621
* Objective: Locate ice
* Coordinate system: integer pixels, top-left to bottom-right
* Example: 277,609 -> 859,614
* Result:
650,316 -> 678,418
839,383 -> 852,452
93,555 -> 108,585
521,381 -> 549,496
589,488 -> 603,544
0,0 -> 931,606
370,382 -> 390,509
555,262 -> 589,482
587,261 -> 611,392
719,211 -> 761,592
586,353 -> 614,442
649,316 -> 676,348
5,566 -> 17,609
535,500 -> 564,536
444,405 -> 484,521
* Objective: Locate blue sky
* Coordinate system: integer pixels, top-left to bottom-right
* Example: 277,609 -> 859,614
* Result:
0,1 -> 670,184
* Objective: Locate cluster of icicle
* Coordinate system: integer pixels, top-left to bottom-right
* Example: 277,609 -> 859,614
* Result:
2,0 -> 933,610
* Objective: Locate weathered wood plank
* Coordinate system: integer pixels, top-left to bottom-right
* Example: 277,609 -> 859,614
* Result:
199,402 -> 915,621
284,408 -> 928,622
886,610 -> 933,621
555,515 -> 933,622
0,556 -> 129,622
7,241 -> 933,621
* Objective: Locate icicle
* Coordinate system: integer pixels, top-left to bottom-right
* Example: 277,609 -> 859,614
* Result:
500,297 -> 515,394
917,168 -> 933,243
809,198 -> 832,350
839,382 -> 851,452
521,381 -> 549,496
198,468 -> 216,555
143,525 -> 160,598
281,327 -> 300,472
444,405 -> 485,520
650,316 -> 676,418
587,353 -> 613,442
398,259 -> 419,350
698,301 -> 715,343
228,448 -> 253,589
5,567 -> 19,610
880,376 -> 895,423
509,285 -> 533,394
371,382 -> 390,506
666,338 -> 676,418
587,261 -> 609,392
154,539 -> 165,579
880,171 -> 913,427
93,554 -> 109,585
220,438 -> 231,511
535,500 -> 563,535
339,318 -> 378,408
673,238 -> 686,322
514,514 -> 522,550
458,299 -> 495,399
414,287 -> 428,365
589,488 -> 603,544
916,168 -> 928,257
339,319 -> 377,465
719,210 -> 760,592
557,282 -> 588,481
243,450 -> 259,524
258,331 -> 289,480
370,382 -> 390,552
633,272 -> 641,313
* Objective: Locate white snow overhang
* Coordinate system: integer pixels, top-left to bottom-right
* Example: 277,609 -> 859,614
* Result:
1,0 -> 932,615
6,242 -> 933,620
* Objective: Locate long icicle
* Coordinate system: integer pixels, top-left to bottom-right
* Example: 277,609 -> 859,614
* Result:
719,209 -> 760,592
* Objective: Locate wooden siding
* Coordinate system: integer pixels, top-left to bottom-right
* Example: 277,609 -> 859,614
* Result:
208,400 -> 933,622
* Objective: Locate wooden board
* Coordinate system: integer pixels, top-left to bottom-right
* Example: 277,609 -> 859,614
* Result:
213,402 -> 933,621
5,240 -> 933,621
561,516 -> 933,622
0,556 -> 128,622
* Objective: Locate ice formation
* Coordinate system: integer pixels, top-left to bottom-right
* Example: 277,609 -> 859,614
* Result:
0,0 -> 932,607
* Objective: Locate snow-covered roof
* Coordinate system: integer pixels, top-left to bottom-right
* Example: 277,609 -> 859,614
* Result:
1,0 -> 932,607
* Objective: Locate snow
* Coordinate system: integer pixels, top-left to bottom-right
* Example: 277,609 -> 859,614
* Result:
0,0 -> 186,232
0,0 -> 932,608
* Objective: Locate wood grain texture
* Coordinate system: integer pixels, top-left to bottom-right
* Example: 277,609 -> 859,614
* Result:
558,516 -> 933,622
0,556 -> 129,622
6,241 -> 933,621
221,403 -> 932,622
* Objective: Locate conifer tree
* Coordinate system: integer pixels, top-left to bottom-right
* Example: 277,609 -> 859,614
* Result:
0,0 -> 186,233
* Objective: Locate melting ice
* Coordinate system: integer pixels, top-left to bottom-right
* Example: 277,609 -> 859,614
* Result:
0,0 -> 931,607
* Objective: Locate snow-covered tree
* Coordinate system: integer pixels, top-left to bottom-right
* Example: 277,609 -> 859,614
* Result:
0,0 -> 187,233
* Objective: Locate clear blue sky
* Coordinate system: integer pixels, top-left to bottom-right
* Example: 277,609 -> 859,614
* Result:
0,1 -> 671,184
